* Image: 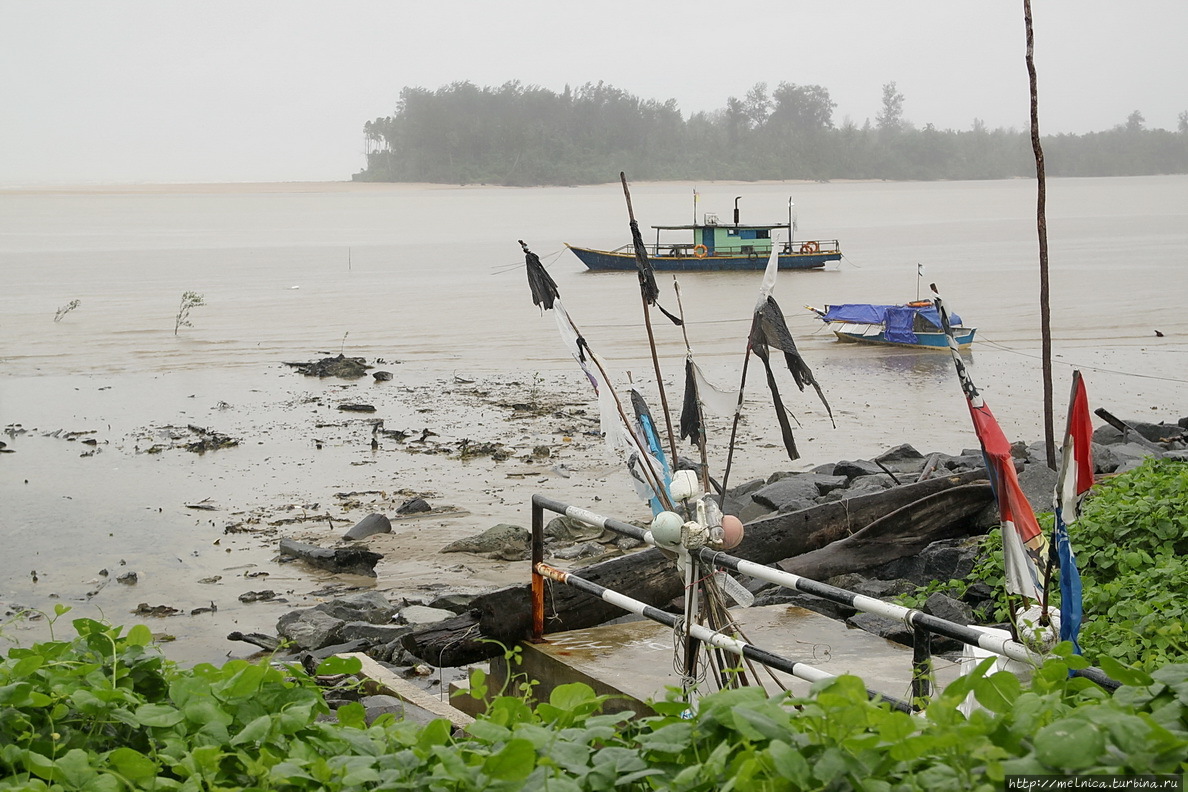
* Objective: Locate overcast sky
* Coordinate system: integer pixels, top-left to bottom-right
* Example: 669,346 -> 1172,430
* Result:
2,1 -> 1185,185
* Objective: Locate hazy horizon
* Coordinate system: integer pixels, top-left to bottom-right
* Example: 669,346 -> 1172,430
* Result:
2,1 -> 1185,186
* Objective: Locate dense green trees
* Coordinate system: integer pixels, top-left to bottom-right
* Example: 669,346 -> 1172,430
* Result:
355,80 -> 1188,186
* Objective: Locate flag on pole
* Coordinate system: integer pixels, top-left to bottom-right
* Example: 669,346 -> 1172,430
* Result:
1054,370 -> 1093,651
932,284 -> 1049,604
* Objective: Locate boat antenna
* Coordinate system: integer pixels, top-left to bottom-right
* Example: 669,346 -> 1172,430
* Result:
620,172 -> 681,466
788,197 -> 795,247
916,263 -> 924,301
733,196 -> 741,225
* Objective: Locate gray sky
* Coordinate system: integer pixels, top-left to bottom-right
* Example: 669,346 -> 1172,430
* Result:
2,0 -> 1185,185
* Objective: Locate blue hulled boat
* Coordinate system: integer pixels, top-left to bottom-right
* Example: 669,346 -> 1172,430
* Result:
567,198 -> 840,272
808,302 -> 977,349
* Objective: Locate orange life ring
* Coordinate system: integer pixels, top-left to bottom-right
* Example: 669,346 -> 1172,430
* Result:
693,244 -> 708,259
799,241 -> 820,254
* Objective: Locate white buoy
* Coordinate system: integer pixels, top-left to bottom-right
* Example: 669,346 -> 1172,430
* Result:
669,470 -> 703,502
650,511 -> 684,548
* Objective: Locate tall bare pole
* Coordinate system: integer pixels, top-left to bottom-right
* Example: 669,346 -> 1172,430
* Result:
621,173 -> 680,465
1024,0 -> 1057,470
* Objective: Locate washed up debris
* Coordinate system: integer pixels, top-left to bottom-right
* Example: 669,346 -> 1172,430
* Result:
116,571 -> 138,585
344,513 -> 392,540
185,424 -> 239,454
227,631 -> 281,651
191,602 -> 218,615
185,500 -> 219,511
396,497 -> 431,516
133,603 -> 182,617
338,403 -> 377,413
238,590 -> 277,604
284,354 -> 370,379
373,371 -> 393,382
277,538 -> 383,577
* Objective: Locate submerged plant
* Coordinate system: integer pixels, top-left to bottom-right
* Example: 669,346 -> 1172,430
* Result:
174,290 -> 205,335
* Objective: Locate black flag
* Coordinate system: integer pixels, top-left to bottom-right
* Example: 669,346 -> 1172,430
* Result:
520,240 -> 559,311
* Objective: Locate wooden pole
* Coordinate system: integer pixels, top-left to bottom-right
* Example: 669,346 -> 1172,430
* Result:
621,173 -> 680,466
1024,0 -> 1057,470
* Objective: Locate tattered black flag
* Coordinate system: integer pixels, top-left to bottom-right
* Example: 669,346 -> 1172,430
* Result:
679,357 -> 702,447
520,240 -> 560,311
748,295 -> 835,461
621,173 -> 682,326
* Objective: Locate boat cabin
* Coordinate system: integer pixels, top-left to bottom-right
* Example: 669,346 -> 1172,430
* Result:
650,221 -> 790,258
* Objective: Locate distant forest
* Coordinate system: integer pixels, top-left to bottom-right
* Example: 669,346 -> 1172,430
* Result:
354,81 -> 1188,186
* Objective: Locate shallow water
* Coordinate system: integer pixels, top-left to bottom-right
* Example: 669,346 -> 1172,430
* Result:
1,176 -> 1185,663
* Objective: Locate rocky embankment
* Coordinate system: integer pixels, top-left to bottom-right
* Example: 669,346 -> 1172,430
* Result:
241,413 -> 1186,719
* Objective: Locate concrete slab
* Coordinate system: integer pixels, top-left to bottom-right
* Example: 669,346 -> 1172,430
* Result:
483,605 -> 964,715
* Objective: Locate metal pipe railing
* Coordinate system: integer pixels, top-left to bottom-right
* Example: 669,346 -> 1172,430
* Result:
529,494 -> 1120,706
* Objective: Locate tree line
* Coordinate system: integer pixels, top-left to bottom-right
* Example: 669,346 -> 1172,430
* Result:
354,80 -> 1188,186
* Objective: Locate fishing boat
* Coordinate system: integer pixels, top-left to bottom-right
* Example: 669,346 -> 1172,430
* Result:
567,197 -> 841,272
806,301 -> 977,349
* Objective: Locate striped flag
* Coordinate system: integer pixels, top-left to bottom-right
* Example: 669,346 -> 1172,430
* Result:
932,285 -> 1049,605
1054,371 -> 1092,651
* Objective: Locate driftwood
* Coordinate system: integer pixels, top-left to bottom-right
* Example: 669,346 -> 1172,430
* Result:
403,470 -> 988,666
778,483 -> 993,580
278,538 -> 383,577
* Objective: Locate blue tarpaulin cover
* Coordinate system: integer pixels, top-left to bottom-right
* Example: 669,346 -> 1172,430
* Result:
822,302 -> 961,339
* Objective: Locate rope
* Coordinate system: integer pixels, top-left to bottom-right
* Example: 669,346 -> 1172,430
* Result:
976,335 -> 1188,385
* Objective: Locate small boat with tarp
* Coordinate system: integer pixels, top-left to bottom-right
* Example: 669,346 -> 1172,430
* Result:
567,196 -> 841,272
807,301 -> 977,349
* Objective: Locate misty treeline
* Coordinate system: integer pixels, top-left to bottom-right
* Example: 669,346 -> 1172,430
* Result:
355,80 -> 1188,186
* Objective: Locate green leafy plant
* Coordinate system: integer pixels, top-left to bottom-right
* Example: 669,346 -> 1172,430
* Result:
174,291 -> 205,335
1,614 -> 1185,790
54,300 -> 81,323
902,458 -> 1188,670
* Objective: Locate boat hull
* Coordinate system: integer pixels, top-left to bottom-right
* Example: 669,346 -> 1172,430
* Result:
828,322 -> 977,349
567,245 -> 839,272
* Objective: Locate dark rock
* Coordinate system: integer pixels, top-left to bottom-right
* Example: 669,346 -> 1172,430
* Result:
373,371 -> 393,382
338,403 -> 377,413
440,523 -> 529,561
277,609 -> 345,650
866,537 -> 981,586
397,605 -> 456,626
1015,462 -> 1058,515
227,631 -> 281,651
843,474 -> 896,494
116,571 -> 138,585
752,475 -> 825,513
550,542 -> 609,561
719,478 -> 765,517
846,612 -> 913,646
876,443 -> 924,463
313,591 -> 397,623
833,459 -> 882,479
278,538 -> 383,577
427,593 -> 478,614
285,354 -> 371,379
922,592 -> 974,626
340,621 -> 411,645
344,513 -> 392,541
238,590 -> 277,603
752,591 -> 855,621
939,453 -> 985,473
825,574 -> 919,600
1110,442 -> 1157,473
396,497 -> 431,515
